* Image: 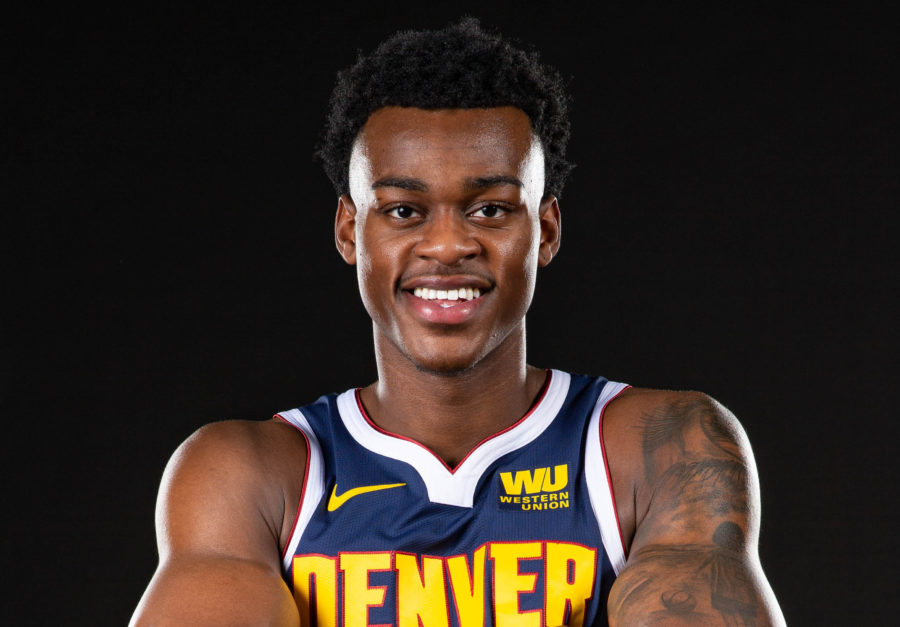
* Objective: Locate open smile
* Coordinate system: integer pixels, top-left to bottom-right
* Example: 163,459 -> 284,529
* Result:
399,278 -> 493,325
411,286 -> 482,307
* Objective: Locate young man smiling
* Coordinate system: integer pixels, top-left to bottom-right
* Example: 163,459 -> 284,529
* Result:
132,19 -> 784,626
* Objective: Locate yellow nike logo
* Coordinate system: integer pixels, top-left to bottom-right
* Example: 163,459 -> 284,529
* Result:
327,482 -> 406,511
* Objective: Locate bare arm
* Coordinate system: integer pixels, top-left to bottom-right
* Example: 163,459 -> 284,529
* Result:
130,420 -> 304,627
607,393 -> 784,626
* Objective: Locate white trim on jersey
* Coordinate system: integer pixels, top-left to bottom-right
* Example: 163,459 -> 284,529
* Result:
276,408 -> 326,573
336,369 -> 572,508
584,381 -> 631,575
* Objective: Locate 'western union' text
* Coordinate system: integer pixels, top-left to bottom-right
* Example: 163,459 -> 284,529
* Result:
499,464 -> 570,510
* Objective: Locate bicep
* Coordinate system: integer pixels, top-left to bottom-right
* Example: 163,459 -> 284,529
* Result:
608,393 -> 783,625
132,422 -> 304,627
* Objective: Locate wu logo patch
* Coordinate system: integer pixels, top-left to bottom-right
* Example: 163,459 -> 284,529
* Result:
498,464 -> 570,511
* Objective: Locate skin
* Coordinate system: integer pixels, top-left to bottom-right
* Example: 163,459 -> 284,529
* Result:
603,391 -> 784,625
130,419 -> 304,626
131,106 -> 784,626
338,107 -> 559,464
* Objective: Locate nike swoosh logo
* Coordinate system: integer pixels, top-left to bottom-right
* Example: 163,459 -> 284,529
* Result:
327,482 -> 406,511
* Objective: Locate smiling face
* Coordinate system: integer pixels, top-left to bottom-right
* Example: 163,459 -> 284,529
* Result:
335,106 -> 561,375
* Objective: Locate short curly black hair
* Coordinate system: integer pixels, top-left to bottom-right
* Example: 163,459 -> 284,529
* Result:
316,17 -> 573,199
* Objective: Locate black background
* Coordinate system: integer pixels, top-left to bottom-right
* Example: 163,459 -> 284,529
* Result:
6,3 -> 897,625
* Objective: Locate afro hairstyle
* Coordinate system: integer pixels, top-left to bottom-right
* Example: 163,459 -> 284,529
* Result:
316,17 -> 573,199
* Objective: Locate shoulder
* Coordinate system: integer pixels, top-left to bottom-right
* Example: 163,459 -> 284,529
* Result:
602,389 -> 784,624
601,388 -> 758,550
606,386 -> 755,469
164,419 -> 308,493
605,387 -> 740,428
132,420 -> 307,626
158,419 -> 308,557
604,387 -> 752,464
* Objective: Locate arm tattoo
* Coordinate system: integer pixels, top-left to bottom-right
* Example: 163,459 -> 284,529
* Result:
639,403 -> 688,480
639,395 -> 744,486
655,458 -> 749,515
610,396 -> 768,624
610,522 -> 759,625
700,407 -> 742,458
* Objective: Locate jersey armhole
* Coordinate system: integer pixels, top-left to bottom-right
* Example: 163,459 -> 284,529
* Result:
584,381 -> 631,575
274,410 -> 326,574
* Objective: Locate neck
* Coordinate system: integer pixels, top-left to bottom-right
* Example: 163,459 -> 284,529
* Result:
359,323 -> 547,468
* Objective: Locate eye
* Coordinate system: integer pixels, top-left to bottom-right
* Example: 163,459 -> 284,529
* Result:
385,206 -> 419,219
469,205 -> 508,218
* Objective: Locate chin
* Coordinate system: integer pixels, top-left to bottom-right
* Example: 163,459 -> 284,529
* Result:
412,360 -> 478,378
408,352 -> 481,377
403,342 -> 487,377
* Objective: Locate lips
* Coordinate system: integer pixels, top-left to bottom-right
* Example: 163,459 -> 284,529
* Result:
399,274 -> 493,325
401,290 -> 488,325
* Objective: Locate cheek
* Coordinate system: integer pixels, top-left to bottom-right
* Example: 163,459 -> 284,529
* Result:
354,223 -> 379,312
355,223 -> 401,314
356,253 -> 375,303
496,224 -> 540,301
356,253 -> 396,331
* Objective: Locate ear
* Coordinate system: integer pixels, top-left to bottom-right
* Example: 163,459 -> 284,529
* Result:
335,194 -> 358,265
537,195 -> 561,267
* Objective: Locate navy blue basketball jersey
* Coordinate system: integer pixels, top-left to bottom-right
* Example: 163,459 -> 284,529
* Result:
276,370 -> 629,627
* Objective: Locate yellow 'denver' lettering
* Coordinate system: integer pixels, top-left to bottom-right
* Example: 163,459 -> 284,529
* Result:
395,553 -> 449,627
490,541 -> 543,627
500,468 -> 547,495
292,555 -> 338,627
544,542 -> 597,627
340,551 -> 392,627
446,545 -> 487,627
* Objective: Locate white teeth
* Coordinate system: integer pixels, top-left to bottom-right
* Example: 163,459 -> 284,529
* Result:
411,286 -> 485,302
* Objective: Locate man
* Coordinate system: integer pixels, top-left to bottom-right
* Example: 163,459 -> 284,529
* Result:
132,19 -> 784,626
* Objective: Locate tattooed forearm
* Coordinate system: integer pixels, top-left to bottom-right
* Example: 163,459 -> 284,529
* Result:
609,522 -> 760,626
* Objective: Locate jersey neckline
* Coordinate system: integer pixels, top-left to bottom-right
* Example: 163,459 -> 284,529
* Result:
335,369 -> 572,508
353,370 -> 553,475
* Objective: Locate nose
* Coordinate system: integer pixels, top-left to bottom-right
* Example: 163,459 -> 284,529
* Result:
414,210 -> 481,265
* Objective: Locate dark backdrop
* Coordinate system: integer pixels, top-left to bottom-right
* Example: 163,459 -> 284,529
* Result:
6,3 -> 897,625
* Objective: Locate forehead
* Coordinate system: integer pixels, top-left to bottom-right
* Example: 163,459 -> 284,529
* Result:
351,106 -> 539,183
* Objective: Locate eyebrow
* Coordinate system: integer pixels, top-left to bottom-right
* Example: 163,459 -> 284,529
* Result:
371,175 -> 523,192
371,177 -> 428,192
463,175 -> 523,191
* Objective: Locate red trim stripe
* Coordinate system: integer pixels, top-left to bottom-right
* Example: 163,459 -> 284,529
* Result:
597,385 -> 632,558
274,413 -> 311,562
354,370 -> 553,475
